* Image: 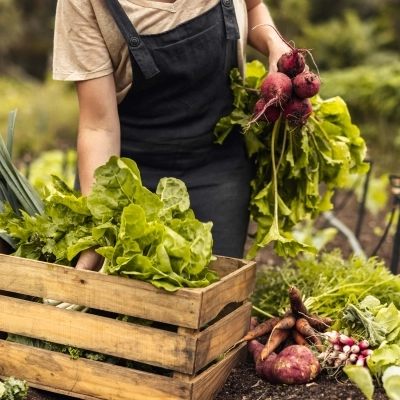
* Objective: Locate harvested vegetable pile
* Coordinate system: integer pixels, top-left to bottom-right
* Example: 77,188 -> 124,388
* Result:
248,251 -> 400,400
241,285 -> 329,385
250,250 -> 400,320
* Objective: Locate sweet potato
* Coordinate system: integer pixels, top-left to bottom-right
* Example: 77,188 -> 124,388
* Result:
256,352 -> 279,383
271,345 -> 321,385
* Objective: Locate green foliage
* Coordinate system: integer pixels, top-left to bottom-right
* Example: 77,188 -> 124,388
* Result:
0,376 -> 28,400
300,10 -> 392,70
319,62 -> 400,172
20,149 -> 77,193
250,249 -> 400,320
0,0 -> 22,56
0,76 -> 78,160
319,62 -> 400,124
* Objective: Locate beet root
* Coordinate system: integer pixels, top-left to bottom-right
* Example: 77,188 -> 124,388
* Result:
271,345 -> 321,385
293,71 -> 321,98
277,50 -> 306,78
260,72 -> 293,108
254,99 -> 281,123
283,96 -> 313,127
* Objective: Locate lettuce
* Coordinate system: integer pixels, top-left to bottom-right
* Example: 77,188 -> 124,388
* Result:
0,156 -> 218,291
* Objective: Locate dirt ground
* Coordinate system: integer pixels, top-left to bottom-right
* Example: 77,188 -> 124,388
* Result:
14,188 -> 400,399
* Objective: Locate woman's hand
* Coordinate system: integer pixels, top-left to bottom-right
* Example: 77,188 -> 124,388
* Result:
76,247 -> 104,271
245,0 -> 291,73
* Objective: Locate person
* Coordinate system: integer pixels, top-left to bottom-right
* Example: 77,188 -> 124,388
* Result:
52,0 -> 290,271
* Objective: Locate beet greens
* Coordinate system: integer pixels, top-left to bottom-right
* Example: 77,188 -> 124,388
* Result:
214,60 -> 369,259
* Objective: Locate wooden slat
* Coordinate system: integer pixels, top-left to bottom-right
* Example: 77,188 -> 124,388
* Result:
0,255 -> 256,330
194,302 -> 251,373
0,255 -> 203,328
191,343 -> 247,400
198,260 -> 257,327
0,295 -> 197,374
207,256 -> 242,278
0,340 -> 191,400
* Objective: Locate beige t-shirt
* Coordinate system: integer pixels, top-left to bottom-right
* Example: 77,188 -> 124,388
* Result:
53,0 -> 248,104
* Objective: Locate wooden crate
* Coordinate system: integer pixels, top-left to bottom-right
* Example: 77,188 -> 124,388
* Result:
0,254 -> 256,400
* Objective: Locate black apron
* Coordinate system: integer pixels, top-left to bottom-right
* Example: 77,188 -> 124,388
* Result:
104,0 -> 254,258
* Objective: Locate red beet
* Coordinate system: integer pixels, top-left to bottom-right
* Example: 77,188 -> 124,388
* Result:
264,105 -> 282,123
254,99 -> 281,123
293,71 -> 321,98
277,51 -> 306,78
260,72 -> 293,108
283,96 -> 313,127
260,24 -> 319,79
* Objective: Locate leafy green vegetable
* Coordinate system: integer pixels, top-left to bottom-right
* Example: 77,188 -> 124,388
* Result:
341,303 -> 387,346
338,295 -> 400,346
0,376 -> 28,400
215,60 -> 369,259
382,365 -> 400,400
0,156 -> 219,291
0,111 -> 44,250
343,365 -> 374,400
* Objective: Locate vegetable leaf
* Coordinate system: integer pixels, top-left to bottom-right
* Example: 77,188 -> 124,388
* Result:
343,365 -> 374,400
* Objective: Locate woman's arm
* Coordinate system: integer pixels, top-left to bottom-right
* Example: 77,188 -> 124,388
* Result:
245,0 -> 290,73
75,73 -> 121,196
74,73 -> 120,271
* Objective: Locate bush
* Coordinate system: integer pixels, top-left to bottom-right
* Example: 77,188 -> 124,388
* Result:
0,75 -> 78,161
318,62 -> 400,173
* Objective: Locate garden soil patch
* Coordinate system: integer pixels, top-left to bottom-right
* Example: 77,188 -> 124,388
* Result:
18,189 -> 399,399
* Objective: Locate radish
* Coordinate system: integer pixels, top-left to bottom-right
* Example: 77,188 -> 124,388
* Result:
339,334 -> 355,346
282,96 -> 313,127
292,71 -> 321,99
358,339 -> 370,350
260,72 -> 293,108
254,99 -> 281,123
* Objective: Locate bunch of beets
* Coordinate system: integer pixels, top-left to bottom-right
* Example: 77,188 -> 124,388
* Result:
253,32 -> 321,128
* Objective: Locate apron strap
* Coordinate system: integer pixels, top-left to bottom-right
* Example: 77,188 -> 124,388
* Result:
103,0 -> 160,80
220,0 -> 240,40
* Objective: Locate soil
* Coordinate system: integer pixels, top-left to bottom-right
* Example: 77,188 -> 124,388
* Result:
13,189 -> 400,399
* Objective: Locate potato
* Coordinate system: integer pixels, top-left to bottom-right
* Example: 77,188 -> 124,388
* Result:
271,345 -> 321,385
